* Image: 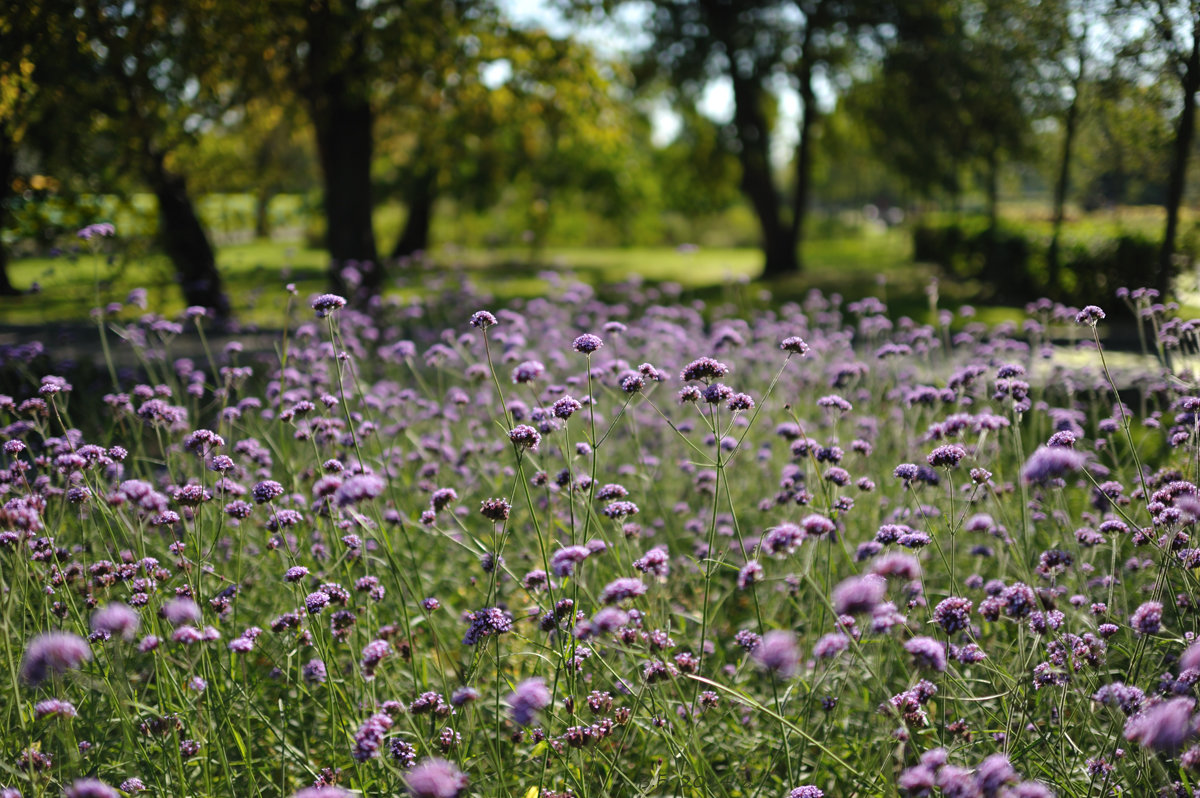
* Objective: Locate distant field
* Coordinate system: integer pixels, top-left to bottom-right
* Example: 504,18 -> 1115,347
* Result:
2,230 -> 927,326
8,199 -> 1200,326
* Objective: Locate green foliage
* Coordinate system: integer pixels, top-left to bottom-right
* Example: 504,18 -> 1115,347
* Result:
914,217 -> 1178,305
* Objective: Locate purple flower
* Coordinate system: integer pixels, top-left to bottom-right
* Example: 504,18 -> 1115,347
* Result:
508,424 -> 541,452
334,473 -> 385,507
550,545 -> 591,576
284,566 -> 309,583
599,577 -> 646,604
311,293 -> 347,318
21,632 -> 91,686
404,758 -> 469,798
1130,601 -> 1163,635
780,336 -> 809,355
1124,697 -> 1196,752
291,789 -> 352,798
763,523 -> 804,556
572,333 -> 604,354
754,630 -> 800,677
469,310 -> 497,329
252,480 -> 285,504
737,560 -> 764,589
789,788 -> 823,798
1075,305 -> 1105,325
801,514 -> 836,537
602,500 -> 639,519
462,607 -> 513,645
511,360 -> 545,383
832,575 -> 886,615
871,553 -> 921,580
932,597 -> 973,634
680,356 -> 730,382
76,223 -> 116,241
508,677 -> 552,726
633,545 -> 670,579
91,603 -> 140,641
905,636 -> 947,672
34,698 -> 77,719
975,753 -> 1017,795
360,639 -> 391,680
927,444 -> 966,468
1022,446 -> 1087,484
351,712 -> 393,761
479,497 -> 511,521
305,592 -> 330,614
812,633 -> 849,659
302,658 -> 327,685
999,582 -> 1037,618
161,598 -> 202,626
1182,639 -> 1200,671
552,396 -> 583,419
63,780 -> 119,798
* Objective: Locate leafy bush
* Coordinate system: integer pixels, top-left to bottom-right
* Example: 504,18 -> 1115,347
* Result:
913,219 -> 1181,306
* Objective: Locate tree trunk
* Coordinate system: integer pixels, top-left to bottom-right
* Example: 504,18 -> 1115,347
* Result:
790,61 -> 818,271
1160,25 -> 1200,298
0,138 -> 19,296
255,187 -> 272,240
985,147 -> 1000,232
145,153 -> 229,317
1047,65 -> 1081,294
392,168 -> 437,259
730,74 -> 797,278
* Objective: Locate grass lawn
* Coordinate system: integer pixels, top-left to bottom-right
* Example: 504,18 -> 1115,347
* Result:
2,229 -> 963,327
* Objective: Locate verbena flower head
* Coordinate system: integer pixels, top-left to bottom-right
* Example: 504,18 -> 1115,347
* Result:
311,294 -> 347,318
291,789 -> 352,798
479,497 -> 511,521
252,480 -> 286,504
780,336 -> 810,355
34,698 -> 77,719
1129,601 -> 1163,636
77,223 -> 116,241
162,598 -> 202,626
600,577 -> 647,604
572,333 -> 604,354
927,444 -> 966,468
552,395 -> 583,419
64,779 -> 119,798
405,758 -> 469,798
680,357 -> 730,383
1075,305 -> 1105,325
508,424 -> 541,452
905,636 -> 948,672
1124,697 -> 1196,752
932,597 -> 973,634
334,473 -> 385,507
754,630 -> 800,678
832,575 -> 886,615
469,310 -> 497,329
1022,446 -> 1087,484
21,632 -> 91,686
508,677 -> 552,726
789,787 -> 823,798
91,603 -> 140,641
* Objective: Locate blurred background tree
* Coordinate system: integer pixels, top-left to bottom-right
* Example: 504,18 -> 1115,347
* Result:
7,0 -> 1200,312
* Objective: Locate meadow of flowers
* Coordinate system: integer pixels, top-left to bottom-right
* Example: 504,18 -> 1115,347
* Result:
1,265 -> 1199,797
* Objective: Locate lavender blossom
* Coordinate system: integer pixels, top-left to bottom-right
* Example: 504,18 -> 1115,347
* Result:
508,677 -> 552,726
21,632 -> 91,686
